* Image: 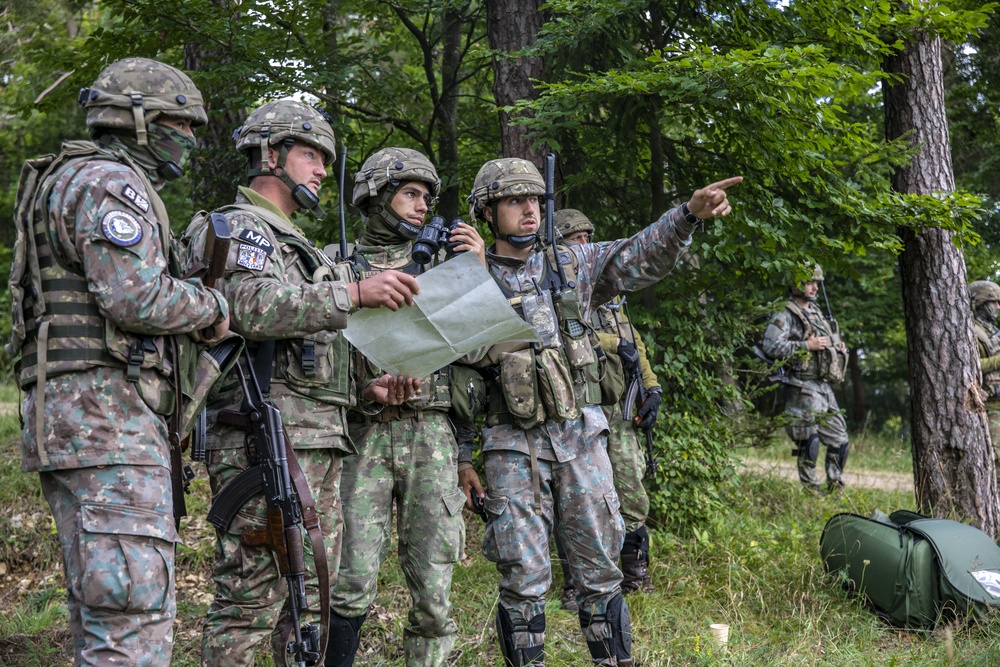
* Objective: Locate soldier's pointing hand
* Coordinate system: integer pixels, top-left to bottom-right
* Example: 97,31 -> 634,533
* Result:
686,176 -> 743,220
355,270 -> 420,310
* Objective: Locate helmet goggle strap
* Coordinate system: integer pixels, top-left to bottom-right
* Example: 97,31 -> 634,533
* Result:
130,93 -> 148,146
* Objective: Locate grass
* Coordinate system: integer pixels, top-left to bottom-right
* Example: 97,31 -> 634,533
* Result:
743,428 -> 914,476
1,403 -> 997,666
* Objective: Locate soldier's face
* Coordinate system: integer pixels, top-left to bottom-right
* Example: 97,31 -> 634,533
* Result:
270,142 -> 328,194
491,195 -> 540,237
562,230 -> 591,245
390,181 -> 432,227
797,281 -> 819,299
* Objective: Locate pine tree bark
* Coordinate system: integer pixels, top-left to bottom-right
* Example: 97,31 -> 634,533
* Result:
485,0 -> 547,163
884,30 -> 1000,536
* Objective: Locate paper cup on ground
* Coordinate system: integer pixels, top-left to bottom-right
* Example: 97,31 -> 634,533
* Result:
710,623 -> 729,649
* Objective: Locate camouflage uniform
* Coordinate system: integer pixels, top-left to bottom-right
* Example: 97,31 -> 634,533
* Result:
8,59 -> 227,666
464,158 -> 702,667
761,295 -> 848,492
182,101 -> 356,666
969,281 -> 1000,464
328,148 -> 465,667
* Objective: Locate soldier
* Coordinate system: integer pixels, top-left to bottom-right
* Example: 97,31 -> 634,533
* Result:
6,58 -> 230,666
182,101 -> 420,666
555,209 -> 661,601
458,158 -> 740,667
325,147 -> 486,667
760,263 -> 849,494
969,280 -> 1000,459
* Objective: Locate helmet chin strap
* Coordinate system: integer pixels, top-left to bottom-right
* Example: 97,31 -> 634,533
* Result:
489,202 -> 538,249
273,139 -> 326,218
368,182 -> 420,241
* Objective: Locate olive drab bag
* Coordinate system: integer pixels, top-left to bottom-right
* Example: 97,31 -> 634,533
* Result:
820,510 -> 1000,629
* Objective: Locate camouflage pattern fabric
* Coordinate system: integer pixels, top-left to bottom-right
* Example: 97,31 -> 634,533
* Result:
332,413 -> 466,667
17,147 -> 226,666
602,403 -> 650,532
41,464 -> 177,666
332,240 -> 464,667
201,447 -> 343,666
183,190 -> 357,664
481,444 -> 624,650
972,314 -> 1000,470
761,302 -> 848,489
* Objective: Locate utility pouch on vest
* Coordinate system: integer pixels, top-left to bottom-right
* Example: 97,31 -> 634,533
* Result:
406,368 -> 452,411
553,289 -> 595,369
449,365 -> 487,425
177,333 -> 244,437
597,346 -> 626,406
536,347 -> 579,422
277,331 -> 353,406
521,291 -> 562,349
104,322 -> 174,414
818,343 -> 848,384
500,348 -> 544,429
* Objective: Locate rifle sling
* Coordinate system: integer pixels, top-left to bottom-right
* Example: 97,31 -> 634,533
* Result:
168,335 -> 188,529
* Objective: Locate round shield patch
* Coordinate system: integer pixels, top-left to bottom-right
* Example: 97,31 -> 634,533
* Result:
101,210 -> 143,247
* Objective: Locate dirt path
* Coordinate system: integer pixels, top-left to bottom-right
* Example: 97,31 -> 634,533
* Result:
740,457 -> 912,493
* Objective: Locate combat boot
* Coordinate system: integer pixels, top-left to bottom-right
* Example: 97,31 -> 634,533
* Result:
497,606 -> 545,666
825,441 -> 849,493
324,610 -> 366,667
559,553 -> 580,612
795,434 -> 822,494
620,526 -> 654,594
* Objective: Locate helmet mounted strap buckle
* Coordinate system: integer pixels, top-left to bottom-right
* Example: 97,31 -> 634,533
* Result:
258,125 -> 272,174
129,93 -> 147,146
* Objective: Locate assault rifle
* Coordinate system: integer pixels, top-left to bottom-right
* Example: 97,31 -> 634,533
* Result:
206,352 -> 326,667
610,298 -> 659,477
191,212 -> 232,463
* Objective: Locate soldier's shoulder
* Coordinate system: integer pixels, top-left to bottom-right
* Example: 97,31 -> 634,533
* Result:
74,160 -> 155,219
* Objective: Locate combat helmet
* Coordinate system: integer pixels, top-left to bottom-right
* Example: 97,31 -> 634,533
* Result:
789,262 -> 824,301
468,158 -> 545,248
80,58 -> 206,142
970,280 -> 1000,310
233,100 -> 336,217
352,147 -> 440,241
555,208 -> 594,241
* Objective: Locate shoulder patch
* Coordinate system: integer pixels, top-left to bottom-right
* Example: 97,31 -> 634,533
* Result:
772,317 -> 785,329
119,184 -> 150,213
237,228 -> 275,255
236,243 -> 267,271
557,251 -> 573,265
101,210 -> 143,247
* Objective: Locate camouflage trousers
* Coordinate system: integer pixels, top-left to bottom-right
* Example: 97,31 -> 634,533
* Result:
41,464 -> 178,667
332,412 -> 466,667
482,442 -> 626,651
783,380 -> 848,447
987,408 -> 1000,472
202,446 -> 344,667
603,404 -> 650,532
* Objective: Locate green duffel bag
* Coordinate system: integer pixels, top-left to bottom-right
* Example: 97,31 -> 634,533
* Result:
820,510 -> 1000,629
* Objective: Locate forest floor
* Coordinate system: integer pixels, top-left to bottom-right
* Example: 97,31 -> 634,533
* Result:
739,457 -> 911,492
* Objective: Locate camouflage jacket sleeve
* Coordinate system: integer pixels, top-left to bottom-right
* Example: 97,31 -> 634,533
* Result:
635,329 -> 660,390
570,205 -> 697,311
60,162 -> 226,334
187,208 -> 355,340
761,309 -> 806,360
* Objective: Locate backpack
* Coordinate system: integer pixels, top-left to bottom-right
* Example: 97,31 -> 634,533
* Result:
820,510 -> 1000,629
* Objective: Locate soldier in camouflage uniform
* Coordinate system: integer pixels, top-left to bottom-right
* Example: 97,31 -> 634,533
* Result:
555,209 -> 661,601
182,101 -> 421,667
6,58 -> 230,666
325,147 -> 486,667
458,158 -> 740,666
760,264 -> 849,493
969,280 -> 1000,462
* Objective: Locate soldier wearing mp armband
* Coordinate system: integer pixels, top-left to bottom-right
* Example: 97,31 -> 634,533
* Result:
7,58 -> 230,666
325,147 -> 487,667
761,263 -> 849,494
182,100 -> 420,667
458,157 -> 740,667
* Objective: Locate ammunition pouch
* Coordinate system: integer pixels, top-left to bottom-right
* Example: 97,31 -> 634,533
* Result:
178,334 -> 244,437
536,347 -> 579,422
500,348 -> 545,429
597,346 -> 626,407
449,365 -> 487,425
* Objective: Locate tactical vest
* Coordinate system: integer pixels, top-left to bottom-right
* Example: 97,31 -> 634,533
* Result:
212,203 -> 354,408
784,300 -> 846,384
974,318 -> 1000,401
9,141 -> 177,414
348,244 -> 451,412
482,245 -> 603,429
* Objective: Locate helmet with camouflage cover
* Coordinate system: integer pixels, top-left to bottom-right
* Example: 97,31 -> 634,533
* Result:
970,281 -> 1000,322
80,57 -> 207,142
554,208 -> 594,241
353,147 -> 440,242
233,99 -> 337,217
789,262 -> 824,301
468,158 -> 545,249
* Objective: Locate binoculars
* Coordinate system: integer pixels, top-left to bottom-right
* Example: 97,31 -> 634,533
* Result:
412,215 -> 466,265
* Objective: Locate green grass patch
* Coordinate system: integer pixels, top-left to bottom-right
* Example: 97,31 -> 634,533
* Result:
744,428 -> 913,476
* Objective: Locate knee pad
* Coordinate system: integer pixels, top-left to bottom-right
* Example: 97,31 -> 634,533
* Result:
324,611 -> 366,667
496,606 -> 545,666
621,526 -> 649,560
798,434 -> 820,466
578,592 -> 633,661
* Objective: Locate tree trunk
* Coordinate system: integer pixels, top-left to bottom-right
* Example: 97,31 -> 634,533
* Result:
437,8 -> 463,220
847,346 -> 867,427
884,30 -> 1000,536
485,0 -> 547,164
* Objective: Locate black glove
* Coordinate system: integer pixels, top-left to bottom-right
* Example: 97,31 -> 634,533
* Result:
635,388 -> 662,431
